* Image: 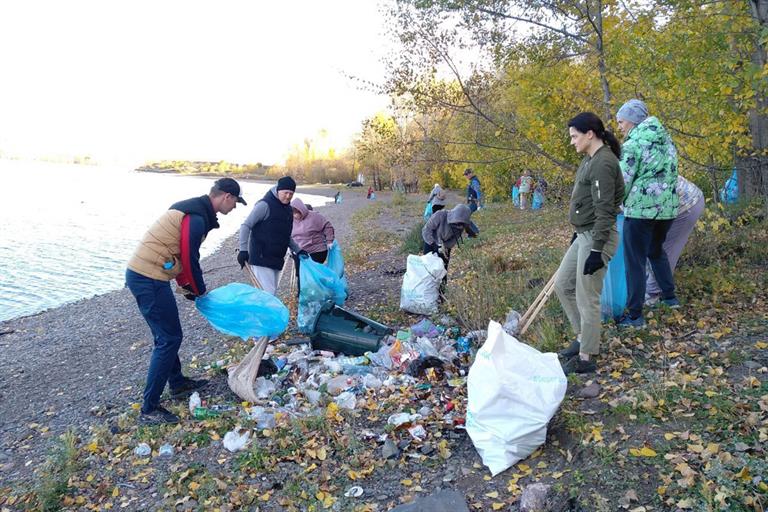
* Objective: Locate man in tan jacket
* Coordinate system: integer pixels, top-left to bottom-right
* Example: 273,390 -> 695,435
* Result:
126,178 -> 245,424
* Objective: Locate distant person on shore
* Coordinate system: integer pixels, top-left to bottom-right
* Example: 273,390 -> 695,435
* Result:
334,190 -> 342,204
367,186 -> 374,199
126,177 -> 246,425
237,176 -> 304,295
427,183 -> 447,215
554,113 -> 623,375
422,204 -> 474,295
290,197 -> 335,264
518,170 -> 534,210
464,168 -> 483,212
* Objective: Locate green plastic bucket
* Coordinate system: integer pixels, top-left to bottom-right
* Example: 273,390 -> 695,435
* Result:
310,305 -> 392,356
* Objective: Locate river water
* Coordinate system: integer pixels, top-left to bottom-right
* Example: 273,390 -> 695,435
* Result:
0,161 -> 328,322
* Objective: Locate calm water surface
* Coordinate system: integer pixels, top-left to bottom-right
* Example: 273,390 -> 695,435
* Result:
0,161 -> 328,322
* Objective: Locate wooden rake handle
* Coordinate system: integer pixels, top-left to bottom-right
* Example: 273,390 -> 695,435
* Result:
519,271 -> 557,336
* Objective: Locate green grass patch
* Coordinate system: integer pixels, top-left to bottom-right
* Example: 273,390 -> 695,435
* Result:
33,430 -> 80,512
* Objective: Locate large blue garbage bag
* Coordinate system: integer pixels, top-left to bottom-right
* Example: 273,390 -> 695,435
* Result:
297,254 -> 347,333
600,214 -> 627,321
719,169 -> 738,204
423,201 -> 433,220
512,186 -> 520,207
196,283 -> 289,339
532,190 -> 544,209
326,240 -> 349,296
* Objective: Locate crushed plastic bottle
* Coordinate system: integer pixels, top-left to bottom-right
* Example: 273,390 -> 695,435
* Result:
254,377 -> 277,399
189,392 -> 201,415
247,406 -> 276,429
209,404 -> 236,413
158,443 -> 174,457
134,443 -> 151,457
304,389 -> 322,405
362,374 -> 383,390
335,391 -> 357,410
341,364 -> 373,375
337,355 -> 369,366
408,424 -> 427,440
387,412 -> 422,427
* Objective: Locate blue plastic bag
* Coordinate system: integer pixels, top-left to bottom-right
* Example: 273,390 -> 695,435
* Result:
297,254 -> 347,333
423,201 -> 433,220
600,214 -> 627,321
719,169 -> 738,204
532,190 -> 544,210
196,283 -> 289,339
512,186 -> 520,207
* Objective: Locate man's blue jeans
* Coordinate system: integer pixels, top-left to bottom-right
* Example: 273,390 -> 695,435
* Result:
623,218 -> 676,318
125,269 -> 186,412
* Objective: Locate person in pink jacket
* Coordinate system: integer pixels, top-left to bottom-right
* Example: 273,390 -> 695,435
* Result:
290,197 -> 335,263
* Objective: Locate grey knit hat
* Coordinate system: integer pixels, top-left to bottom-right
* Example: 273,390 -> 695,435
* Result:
616,99 -> 649,125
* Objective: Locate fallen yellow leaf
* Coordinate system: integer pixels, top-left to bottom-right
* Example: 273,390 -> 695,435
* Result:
629,447 -> 657,457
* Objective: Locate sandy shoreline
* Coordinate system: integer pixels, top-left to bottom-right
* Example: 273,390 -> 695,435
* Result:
0,182 -> 371,484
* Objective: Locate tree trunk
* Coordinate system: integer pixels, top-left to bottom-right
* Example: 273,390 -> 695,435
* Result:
740,0 -> 768,201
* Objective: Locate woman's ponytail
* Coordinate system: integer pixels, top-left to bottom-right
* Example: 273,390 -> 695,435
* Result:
602,130 -> 621,159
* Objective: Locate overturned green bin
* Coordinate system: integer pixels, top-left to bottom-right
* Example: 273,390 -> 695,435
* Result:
310,305 -> 392,356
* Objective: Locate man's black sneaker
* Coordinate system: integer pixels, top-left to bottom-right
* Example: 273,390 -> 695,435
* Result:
562,356 -> 597,375
169,378 -> 209,400
139,405 -> 179,425
558,340 -> 581,359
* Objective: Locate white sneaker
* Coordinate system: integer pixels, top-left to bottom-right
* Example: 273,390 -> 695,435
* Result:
644,294 -> 660,306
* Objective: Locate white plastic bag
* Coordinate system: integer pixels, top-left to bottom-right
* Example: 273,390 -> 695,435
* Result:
466,321 -> 567,476
399,253 -> 447,315
223,429 -> 251,452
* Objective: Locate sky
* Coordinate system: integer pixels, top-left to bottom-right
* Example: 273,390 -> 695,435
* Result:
0,1 -> 393,165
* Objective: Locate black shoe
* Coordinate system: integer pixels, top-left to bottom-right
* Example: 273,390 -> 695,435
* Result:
562,356 -> 596,375
139,405 -> 179,425
169,378 -> 209,400
558,340 -> 581,359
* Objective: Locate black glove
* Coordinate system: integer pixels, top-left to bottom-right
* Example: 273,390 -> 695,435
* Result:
570,232 -> 577,245
180,284 -> 197,301
583,250 -> 604,275
237,250 -> 249,269
296,250 -> 309,259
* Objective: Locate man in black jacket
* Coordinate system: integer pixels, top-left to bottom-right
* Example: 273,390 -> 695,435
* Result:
237,176 -> 302,295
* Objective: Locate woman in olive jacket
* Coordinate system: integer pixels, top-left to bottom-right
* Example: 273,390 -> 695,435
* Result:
554,112 -> 624,375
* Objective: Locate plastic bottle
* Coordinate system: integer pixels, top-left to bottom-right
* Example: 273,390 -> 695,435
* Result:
193,407 -> 222,419
134,443 -> 151,456
189,392 -> 202,415
158,444 -> 174,457
341,364 -> 373,375
337,355 -> 369,366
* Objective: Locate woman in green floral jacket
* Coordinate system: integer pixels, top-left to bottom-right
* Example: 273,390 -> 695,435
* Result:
617,99 -> 680,328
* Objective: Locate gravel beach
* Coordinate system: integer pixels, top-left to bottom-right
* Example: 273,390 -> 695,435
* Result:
0,184 -> 381,485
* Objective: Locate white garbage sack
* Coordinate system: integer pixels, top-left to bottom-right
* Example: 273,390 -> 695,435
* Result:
399,253 -> 447,315
466,321 -> 567,476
